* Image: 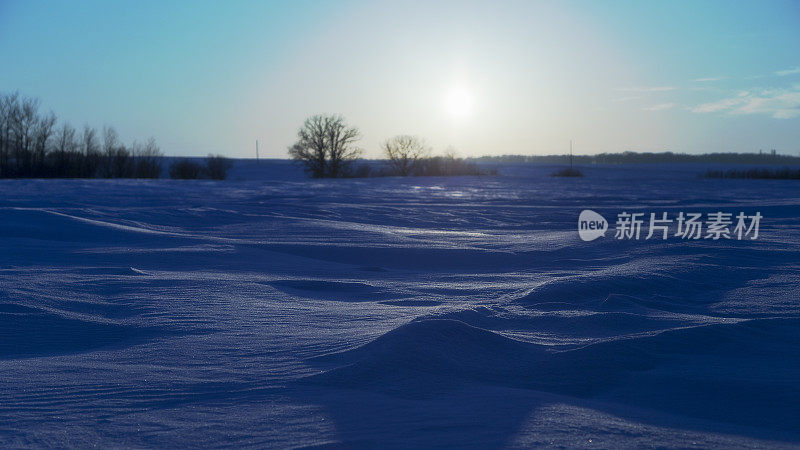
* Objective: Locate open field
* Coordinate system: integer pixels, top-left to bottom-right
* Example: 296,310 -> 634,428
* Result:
1,161 -> 799,447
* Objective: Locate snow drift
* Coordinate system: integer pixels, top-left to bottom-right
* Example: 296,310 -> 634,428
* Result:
1,161 -> 799,447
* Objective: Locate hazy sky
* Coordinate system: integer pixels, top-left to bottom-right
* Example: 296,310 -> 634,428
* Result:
2,0 -> 799,157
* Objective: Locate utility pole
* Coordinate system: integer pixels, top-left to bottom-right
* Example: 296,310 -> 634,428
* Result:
569,140 -> 573,170
256,140 -> 259,163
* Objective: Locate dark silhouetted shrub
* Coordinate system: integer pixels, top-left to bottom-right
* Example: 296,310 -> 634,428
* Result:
551,167 -> 584,177
204,154 -> 233,180
169,159 -> 203,179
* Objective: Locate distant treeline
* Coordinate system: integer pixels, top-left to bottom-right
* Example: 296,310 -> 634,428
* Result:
352,155 -> 495,178
472,151 -> 800,165
168,156 -> 234,180
0,92 -> 232,179
703,167 -> 800,180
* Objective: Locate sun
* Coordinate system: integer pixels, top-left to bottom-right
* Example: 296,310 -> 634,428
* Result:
444,86 -> 473,119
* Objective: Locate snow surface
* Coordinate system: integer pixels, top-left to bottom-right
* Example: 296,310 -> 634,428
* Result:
1,160 -> 799,448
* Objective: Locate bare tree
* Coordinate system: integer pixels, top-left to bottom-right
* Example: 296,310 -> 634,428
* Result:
33,111 -> 56,175
289,115 -> 327,178
102,126 -> 118,153
54,122 -> 77,177
101,126 -> 118,177
82,125 -> 98,154
289,114 -> 361,178
204,154 -> 233,180
133,137 -> 163,178
382,135 -> 430,176
12,97 -> 40,175
100,126 -> 133,177
325,115 -> 361,178
0,93 -> 17,177
82,125 -> 100,177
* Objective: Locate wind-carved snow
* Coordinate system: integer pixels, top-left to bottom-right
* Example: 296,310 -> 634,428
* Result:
0,161 -> 798,447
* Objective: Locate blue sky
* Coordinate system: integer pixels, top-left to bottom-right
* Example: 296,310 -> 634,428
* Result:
1,0 -> 799,157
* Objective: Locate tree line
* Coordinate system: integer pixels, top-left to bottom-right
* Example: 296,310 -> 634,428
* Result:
0,92 -> 232,179
473,151 -> 800,165
704,167 -> 800,180
288,114 -> 494,178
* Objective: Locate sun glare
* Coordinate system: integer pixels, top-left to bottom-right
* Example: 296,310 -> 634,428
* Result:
444,86 -> 473,119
